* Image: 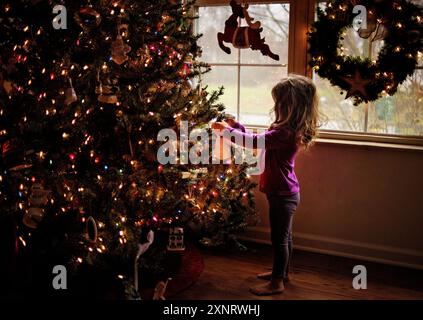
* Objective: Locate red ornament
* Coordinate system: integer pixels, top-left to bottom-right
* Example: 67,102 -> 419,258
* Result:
69,153 -> 76,161
158,165 -> 163,173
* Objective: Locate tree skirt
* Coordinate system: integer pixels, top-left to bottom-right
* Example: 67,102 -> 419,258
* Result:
141,243 -> 204,300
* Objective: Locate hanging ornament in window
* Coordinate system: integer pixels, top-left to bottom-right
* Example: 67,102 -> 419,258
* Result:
217,0 -> 279,61
111,24 -> 132,65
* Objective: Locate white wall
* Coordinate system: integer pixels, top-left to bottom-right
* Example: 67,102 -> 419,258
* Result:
243,141 -> 423,270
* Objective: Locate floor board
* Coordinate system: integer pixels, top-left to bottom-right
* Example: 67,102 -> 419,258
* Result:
174,243 -> 423,300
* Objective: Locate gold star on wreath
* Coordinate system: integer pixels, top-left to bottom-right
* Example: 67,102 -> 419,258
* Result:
341,70 -> 372,100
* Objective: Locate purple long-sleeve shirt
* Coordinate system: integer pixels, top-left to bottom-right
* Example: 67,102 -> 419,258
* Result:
227,126 -> 300,196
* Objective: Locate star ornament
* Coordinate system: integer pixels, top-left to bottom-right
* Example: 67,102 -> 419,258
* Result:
341,70 -> 372,100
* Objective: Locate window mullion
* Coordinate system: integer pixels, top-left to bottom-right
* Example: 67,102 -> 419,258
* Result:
237,48 -> 241,121
363,40 -> 374,132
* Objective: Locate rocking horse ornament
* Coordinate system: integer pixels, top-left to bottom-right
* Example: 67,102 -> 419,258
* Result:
217,0 -> 280,61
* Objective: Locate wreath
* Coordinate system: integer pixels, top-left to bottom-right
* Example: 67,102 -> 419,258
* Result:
308,0 -> 423,105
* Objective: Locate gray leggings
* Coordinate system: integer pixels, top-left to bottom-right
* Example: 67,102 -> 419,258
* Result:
267,193 -> 300,279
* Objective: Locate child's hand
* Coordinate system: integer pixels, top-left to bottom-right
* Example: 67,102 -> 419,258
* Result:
225,119 -> 237,127
212,121 -> 230,131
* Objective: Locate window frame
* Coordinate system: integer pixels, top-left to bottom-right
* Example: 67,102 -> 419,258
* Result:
195,0 -> 291,126
195,0 -> 423,147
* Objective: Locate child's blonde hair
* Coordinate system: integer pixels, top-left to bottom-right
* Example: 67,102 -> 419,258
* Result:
270,74 -> 320,148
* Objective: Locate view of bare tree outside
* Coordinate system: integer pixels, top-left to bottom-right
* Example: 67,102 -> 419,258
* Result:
197,4 -> 290,126
367,67 -> 423,136
315,1 -> 423,136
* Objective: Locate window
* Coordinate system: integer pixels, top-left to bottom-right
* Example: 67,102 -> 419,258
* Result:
197,0 -> 423,140
314,1 -> 423,136
196,2 -> 290,126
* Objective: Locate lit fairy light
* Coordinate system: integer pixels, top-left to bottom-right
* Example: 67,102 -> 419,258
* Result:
19,236 -> 26,247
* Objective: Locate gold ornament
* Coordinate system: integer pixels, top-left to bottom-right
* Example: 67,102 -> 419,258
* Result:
111,24 -> 131,65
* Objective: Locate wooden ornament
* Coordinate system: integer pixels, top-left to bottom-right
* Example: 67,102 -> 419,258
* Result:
153,278 -> 172,300
167,227 -> 185,251
111,24 -> 132,65
217,0 -> 279,61
341,70 -> 372,100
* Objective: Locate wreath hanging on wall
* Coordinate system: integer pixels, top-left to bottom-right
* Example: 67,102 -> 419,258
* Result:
308,0 -> 423,105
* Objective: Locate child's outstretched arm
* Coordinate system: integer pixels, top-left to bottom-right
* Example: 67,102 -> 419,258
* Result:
212,122 -> 291,150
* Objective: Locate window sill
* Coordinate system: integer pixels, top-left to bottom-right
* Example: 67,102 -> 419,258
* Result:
244,126 -> 423,151
316,137 -> 423,151
317,131 -> 423,151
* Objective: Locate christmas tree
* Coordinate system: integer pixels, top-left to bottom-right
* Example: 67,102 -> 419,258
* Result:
0,0 -> 256,298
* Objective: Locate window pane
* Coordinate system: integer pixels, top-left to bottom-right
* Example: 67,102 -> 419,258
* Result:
202,66 -> 238,116
239,66 -> 287,126
367,70 -> 423,135
240,4 -> 289,65
339,28 -> 384,60
314,1 -> 423,136
314,75 -> 366,132
197,6 -> 237,64
198,3 -> 290,126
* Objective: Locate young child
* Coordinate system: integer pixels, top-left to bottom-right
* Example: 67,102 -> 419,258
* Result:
212,75 -> 320,296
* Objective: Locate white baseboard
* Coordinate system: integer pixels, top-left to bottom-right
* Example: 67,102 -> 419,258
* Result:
240,226 -> 423,271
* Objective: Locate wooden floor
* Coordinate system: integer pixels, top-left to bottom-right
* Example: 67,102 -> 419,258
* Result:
174,243 -> 423,300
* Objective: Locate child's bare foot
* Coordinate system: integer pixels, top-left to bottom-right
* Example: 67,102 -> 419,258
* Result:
257,271 -> 290,282
249,279 -> 284,296
257,271 -> 272,280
